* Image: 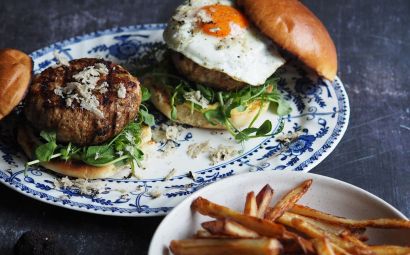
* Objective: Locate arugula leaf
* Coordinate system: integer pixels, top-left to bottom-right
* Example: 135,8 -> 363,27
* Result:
203,108 -> 225,126
35,142 -> 57,162
235,127 -> 258,141
276,99 -> 292,116
81,144 -> 116,166
139,106 -> 155,126
28,119 -> 146,174
35,131 -> 58,162
256,120 -> 272,136
40,131 -> 56,143
141,86 -> 151,102
197,84 -> 215,102
60,143 -> 80,161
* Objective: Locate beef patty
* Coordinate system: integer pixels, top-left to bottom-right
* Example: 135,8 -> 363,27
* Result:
24,58 -> 141,146
171,51 -> 247,91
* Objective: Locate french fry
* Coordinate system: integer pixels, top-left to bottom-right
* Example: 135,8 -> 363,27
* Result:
278,212 -> 372,255
171,182 -> 410,255
349,231 -> 368,242
313,237 -> 336,255
194,229 -> 232,239
169,238 -> 282,255
265,179 -> 312,221
202,219 -> 260,238
293,209 -> 369,242
290,204 -> 410,229
192,197 -> 288,239
292,212 -> 354,236
370,245 -> 410,255
256,184 -> 274,218
281,235 -> 315,255
244,191 -> 258,216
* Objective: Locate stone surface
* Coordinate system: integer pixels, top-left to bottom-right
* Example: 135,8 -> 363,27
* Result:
0,0 -> 409,254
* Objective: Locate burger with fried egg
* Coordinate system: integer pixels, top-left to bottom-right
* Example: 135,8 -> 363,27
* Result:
0,48 -> 153,179
144,0 -> 337,141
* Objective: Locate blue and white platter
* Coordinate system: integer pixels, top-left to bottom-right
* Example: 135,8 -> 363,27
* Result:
0,24 -> 350,216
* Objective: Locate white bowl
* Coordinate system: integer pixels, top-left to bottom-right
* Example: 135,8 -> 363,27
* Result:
149,171 -> 409,255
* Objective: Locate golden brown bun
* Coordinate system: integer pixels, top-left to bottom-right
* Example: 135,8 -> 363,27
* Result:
238,0 -> 337,81
144,77 -> 269,129
0,49 -> 32,120
17,124 -> 153,179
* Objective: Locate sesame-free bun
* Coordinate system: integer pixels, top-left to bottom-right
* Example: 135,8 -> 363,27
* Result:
0,49 -> 32,120
144,77 -> 269,129
237,0 -> 337,81
17,124 -> 153,179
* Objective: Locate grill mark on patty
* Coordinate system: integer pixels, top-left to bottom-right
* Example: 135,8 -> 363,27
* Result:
111,107 -> 119,138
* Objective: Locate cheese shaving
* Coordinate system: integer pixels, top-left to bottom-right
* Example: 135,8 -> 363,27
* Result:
187,141 -> 211,158
53,50 -> 70,67
117,83 -> 127,98
183,90 -> 209,108
209,145 -> 238,165
54,63 -> 110,118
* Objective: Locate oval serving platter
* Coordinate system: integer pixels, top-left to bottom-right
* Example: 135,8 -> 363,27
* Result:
0,24 -> 350,216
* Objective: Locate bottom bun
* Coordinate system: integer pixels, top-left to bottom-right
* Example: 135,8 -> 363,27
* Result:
145,77 -> 269,129
17,124 -> 153,179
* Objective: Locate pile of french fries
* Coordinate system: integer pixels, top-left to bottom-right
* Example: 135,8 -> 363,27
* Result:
169,179 -> 410,255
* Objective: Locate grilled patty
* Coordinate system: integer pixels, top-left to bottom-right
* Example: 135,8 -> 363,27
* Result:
171,51 -> 246,91
24,58 -> 141,146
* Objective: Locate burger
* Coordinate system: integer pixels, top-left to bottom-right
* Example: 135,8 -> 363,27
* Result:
144,0 -> 337,141
0,48 -> 153,179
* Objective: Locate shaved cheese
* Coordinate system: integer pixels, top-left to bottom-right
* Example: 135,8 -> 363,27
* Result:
53,50 -> 70,67
54,63 -> 109,118
183,90 -> 209,108
97,81 -> 109,94
148,190 -> 162,199
117,83 -> 127,98
187,141 -> 211,158
165,125 -> 180,140
209,145 -> 238,165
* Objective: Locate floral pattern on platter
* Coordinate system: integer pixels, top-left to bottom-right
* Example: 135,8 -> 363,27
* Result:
0,24 -> 350,216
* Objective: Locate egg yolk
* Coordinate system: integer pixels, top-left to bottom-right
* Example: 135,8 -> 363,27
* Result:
199,4 -> 248,37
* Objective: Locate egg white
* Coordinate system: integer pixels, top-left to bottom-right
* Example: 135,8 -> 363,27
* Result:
163,0 -> 285,86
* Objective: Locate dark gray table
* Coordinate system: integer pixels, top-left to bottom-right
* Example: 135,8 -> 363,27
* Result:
0,0 -> 409,254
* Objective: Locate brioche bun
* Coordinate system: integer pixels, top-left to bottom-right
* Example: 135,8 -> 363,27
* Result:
0,49 -> 32,120
237,0 -> 337,81
144,77 -> 269,129
17,124 -> 153,179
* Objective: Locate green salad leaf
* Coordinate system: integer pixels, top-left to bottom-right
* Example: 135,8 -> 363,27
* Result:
141,86 -> 151,102
144,57 -> 291,142
35,131 -> 58,162
27,120 -> 146,176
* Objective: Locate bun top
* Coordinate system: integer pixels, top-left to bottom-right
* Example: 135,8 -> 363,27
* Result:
0,48 -> 32,120
237,0 -> 337,81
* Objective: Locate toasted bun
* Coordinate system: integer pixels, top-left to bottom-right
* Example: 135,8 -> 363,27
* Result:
17,124 -> 153,179
0,49 -> 32,120
238,0 -> 337,81
144,77 -> 269,129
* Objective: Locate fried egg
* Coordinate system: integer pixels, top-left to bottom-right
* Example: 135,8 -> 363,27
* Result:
163,0 -> 285,86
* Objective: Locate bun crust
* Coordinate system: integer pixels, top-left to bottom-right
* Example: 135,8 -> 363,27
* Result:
0,49 -> 32,120
144,77 -> 269,129
238,0 -> 337,81
17,124 -> 153,179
